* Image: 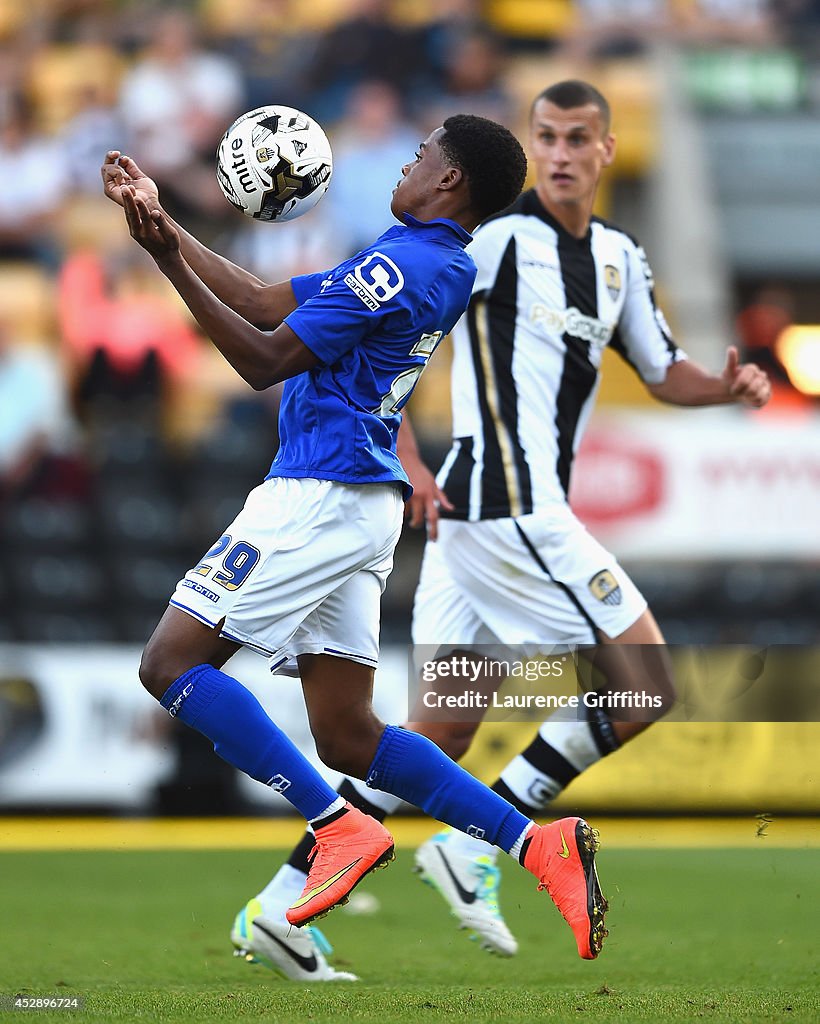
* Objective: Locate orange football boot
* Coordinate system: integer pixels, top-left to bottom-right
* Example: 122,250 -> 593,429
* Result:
286,803 -> 395,927
522,816 -> 608,959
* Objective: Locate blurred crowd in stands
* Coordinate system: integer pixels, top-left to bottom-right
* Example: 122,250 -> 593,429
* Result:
1,0 -> 819,644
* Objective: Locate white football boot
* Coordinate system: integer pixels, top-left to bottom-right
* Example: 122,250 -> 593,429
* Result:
231,898 -> 358,982
414,831 -> 518,956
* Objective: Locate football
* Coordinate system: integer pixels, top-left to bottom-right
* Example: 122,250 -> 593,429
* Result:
215,105 -> 333,222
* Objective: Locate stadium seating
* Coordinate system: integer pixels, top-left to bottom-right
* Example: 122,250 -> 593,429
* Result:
25,43 -> 125,134
0,263 -> 56,342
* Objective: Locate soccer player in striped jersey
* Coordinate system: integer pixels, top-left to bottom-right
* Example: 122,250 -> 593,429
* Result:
244,81 -> 771,977
102,114 -> 610,979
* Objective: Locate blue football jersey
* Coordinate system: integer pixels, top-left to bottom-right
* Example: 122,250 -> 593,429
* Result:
266,215 -> 476,496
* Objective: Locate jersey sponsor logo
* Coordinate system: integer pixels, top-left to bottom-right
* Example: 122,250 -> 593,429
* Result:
181,578 -> 220,603
588,569 -> 622,606
530,303 -> 614,345
604,265 -> 621,300
344,252 -> 405,310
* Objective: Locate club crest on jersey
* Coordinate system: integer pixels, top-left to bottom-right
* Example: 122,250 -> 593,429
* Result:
604,265 -> 621,301
344,252 -> 405,310
589,569 -> 622,606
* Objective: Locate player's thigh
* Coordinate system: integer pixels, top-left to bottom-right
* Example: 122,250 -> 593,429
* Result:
169,478 -> 403,661
589,607 -> 675,712
438,513 -> 647,646
410,536 -> 505,705
408,538 -> 506,753
411,536 -> 496,651
279,563 -> 390,672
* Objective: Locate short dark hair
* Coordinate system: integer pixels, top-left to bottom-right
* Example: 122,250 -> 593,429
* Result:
531,80 -> 611,134
440,114 -> 527,221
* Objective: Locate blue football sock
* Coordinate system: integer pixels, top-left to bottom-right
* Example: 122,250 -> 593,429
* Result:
365,725 -> 532,853
160,664 -> 339,821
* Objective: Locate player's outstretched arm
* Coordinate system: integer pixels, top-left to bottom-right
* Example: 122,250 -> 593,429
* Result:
121,187 -> 317,388
647,346 -> 771,409
397,414 -> 453,541
101,151 -> 297,328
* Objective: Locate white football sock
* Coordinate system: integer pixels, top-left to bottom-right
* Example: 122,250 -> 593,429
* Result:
439,826 -> 498,862
309,795 -> 346,826
498,707 -> 605,811
257,864 -> 307,919
509,823 -> 534,863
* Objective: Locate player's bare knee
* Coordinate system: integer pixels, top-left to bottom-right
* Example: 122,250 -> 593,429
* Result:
314,737 -> 368,778
594,640 -> 677,720
313,720 -> 382,778
138,641 -> 179,701
307,692 -> 386,776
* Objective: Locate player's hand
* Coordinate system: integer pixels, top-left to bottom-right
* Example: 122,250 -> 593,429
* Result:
721,345 -> 772,408
403,455 -> 454,541
122,186 -> 180,261
101,150 -> 159,209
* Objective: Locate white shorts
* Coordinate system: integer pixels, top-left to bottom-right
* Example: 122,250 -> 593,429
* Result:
411,505 -> 647,654
170,477 -> 404,671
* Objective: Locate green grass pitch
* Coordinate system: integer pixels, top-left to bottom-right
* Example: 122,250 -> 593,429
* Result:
0,846 -> 817,1023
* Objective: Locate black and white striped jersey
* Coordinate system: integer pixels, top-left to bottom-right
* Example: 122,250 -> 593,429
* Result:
438,189 -> 685,521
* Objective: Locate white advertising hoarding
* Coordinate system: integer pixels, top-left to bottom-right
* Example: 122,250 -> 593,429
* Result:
570,409 -> 820,559
0,645 -> 409,811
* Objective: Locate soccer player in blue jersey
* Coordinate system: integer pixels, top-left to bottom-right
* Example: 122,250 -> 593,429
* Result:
101,114 -> 607,973
208,83 -> 770,983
